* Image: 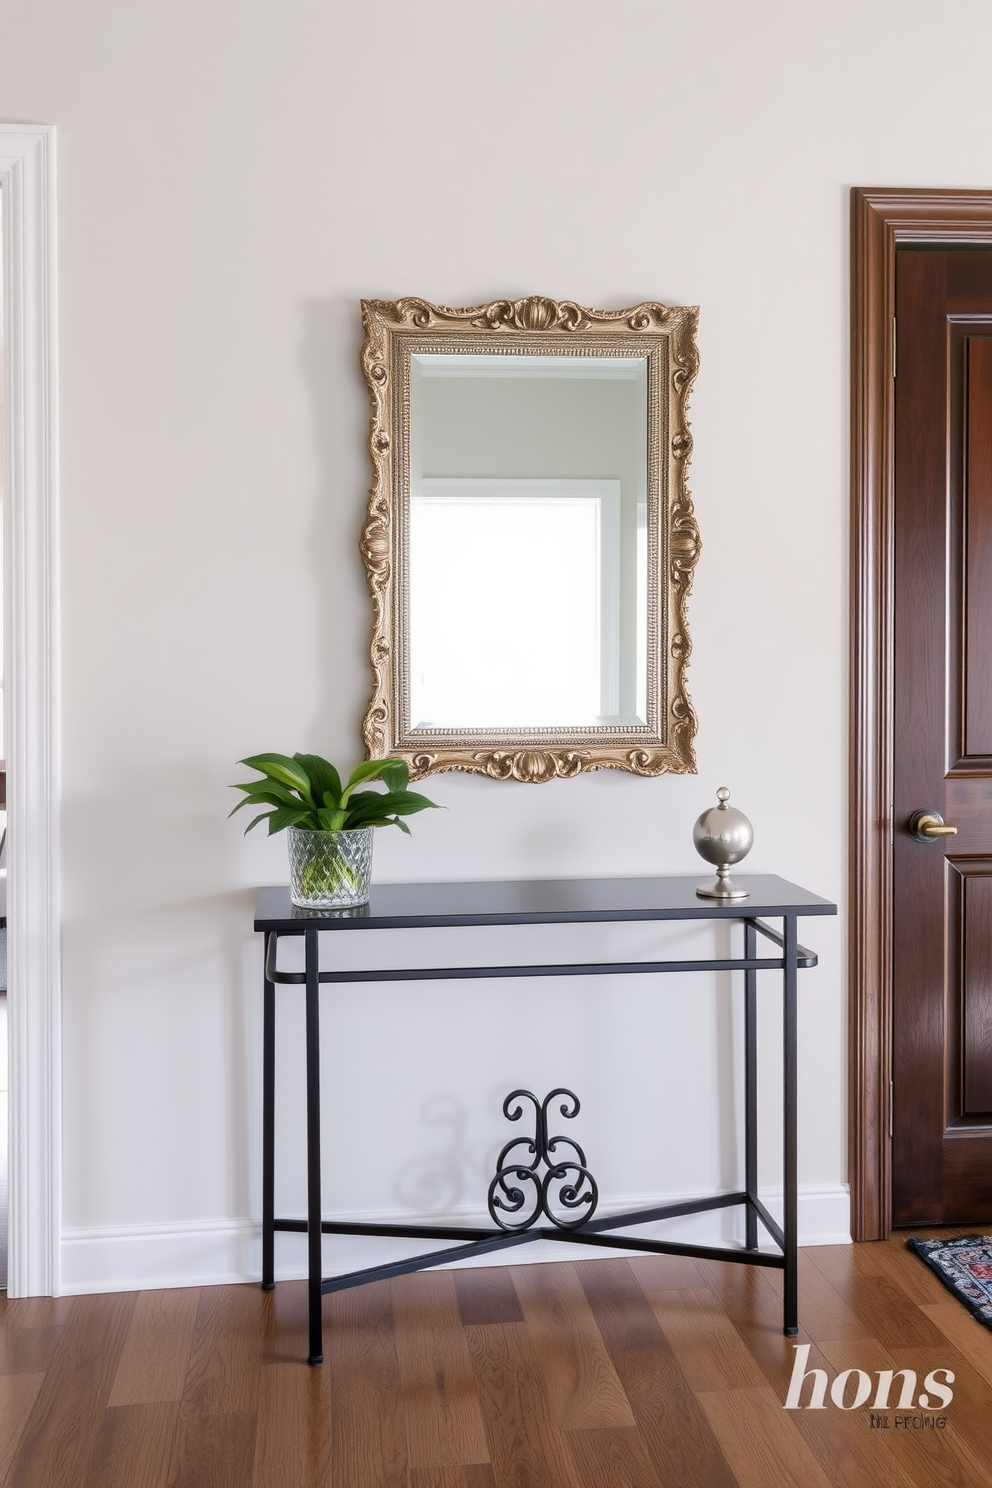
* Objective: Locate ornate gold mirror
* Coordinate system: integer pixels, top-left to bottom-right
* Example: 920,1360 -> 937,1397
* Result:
360,296 -> 700,783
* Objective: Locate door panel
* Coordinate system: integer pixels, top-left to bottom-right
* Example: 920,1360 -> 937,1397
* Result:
961,867 -> 992,1112
893,247 -> 992,1224
965,337 -> 992,759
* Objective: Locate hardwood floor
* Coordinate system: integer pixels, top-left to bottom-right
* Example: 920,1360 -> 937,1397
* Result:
2,1232 -> 991,1486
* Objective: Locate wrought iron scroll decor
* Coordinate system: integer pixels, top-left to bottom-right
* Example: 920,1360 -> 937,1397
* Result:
487,1088 -> 599,1231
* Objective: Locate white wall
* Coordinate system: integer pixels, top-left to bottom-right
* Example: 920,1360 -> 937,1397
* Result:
4,0 -> 992,1291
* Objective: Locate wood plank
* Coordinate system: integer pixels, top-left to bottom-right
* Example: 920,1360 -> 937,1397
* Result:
0,1373 -> 45,1487
167,1285 -> 266,1488
827,1234 -> 967,1310
109,1288 -> 200,1406
889,1339 -> 992,1477
327,1282 -> 407,1488
179,1285 -> 263,1417
670,1255 -> 815,1395
82,1403 -> 178,1488
464,1320 -> 577,1488
0,1325 -> 64,1378
253,1277 -> 318,1366
778,1337 -> 921,1488
778,1251 -> 873,1343
807,1247 -> 950,1349
639,1286 -> 767,1393
577,1259 -> 737,1488
392,1270 -> 489,1469
453,1267 -> 523,1326
409,1467 -> 498,1488
698,1385 -> 836,1488
250,1361 -> 333,1488
921,1301 -> 992,1388
564,1424 -> 664,1488
4,1290 -> 136,1488
166,1410 -> 256,1488
615,1252 -> 712,1291
816,1336 -> 990,1488
0,1296 -> 74,1330
511,1262 -> 634,1430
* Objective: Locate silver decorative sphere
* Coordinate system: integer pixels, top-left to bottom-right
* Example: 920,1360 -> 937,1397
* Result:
694,787 -> 753,900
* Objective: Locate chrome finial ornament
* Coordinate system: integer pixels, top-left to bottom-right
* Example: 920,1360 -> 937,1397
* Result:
694,787 -> 753,900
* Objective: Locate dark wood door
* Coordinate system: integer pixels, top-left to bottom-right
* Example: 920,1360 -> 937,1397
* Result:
893,246 -> 992,1224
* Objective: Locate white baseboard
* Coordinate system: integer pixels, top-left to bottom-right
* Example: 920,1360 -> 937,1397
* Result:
755,1184 -> 853,1248
59,1185 -> 850,1295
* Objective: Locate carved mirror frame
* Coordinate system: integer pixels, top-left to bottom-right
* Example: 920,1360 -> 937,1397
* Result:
360,295 -> 701,783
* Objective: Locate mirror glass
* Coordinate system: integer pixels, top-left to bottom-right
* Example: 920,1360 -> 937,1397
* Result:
360,297 -> 700,784
410,354 -> 647,730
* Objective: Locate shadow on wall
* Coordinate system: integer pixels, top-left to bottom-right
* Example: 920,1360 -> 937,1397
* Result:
393,1093 -> 489,1213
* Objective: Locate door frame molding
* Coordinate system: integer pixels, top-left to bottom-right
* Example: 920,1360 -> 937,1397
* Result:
1,123 -> 62,1294
850,187 -> 992,1239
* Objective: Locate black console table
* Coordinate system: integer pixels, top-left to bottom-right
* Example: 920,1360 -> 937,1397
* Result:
254,874 -> 836,1364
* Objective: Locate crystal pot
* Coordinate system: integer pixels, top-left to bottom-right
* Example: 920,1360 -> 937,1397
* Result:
287,825 -> 374,910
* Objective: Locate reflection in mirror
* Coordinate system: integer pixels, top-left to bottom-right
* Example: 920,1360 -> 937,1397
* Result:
411,478 -> 623,727
360,297 -> 700,783
410,354 -> 647,730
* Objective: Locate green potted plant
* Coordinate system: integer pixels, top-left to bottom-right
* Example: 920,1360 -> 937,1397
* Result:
230,753 -> 439,909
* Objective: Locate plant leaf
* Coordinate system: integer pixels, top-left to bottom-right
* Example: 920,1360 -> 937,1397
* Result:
316,805 -> 350,832
343,789 -> 439,828
243,809 -> 277,834
239,753 -> 314,802
230,779 -> 303,809
339,758 -> 390,803
266,805 -> 316,835
380,789 -> 441,816
344,759 -> 390,788
229,791 -> 292,819
294,753 -> 341,808
340,792 -> 393,826
229,793 -> 284,819
379,759 -> 409,793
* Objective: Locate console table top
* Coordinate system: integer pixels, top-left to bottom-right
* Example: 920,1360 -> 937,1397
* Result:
254,874 -> 837,932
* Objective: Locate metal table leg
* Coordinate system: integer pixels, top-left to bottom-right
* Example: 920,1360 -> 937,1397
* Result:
744,920 -> 758,1251
261,932 -> 275,1291
305,926 -> 324,1365
783,913 -> 799,1336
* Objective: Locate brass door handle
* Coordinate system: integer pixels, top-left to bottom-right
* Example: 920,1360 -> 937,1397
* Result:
909,810 -> 958,842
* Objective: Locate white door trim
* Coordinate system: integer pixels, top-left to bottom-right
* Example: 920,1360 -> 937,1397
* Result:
1,123 -> 61,1295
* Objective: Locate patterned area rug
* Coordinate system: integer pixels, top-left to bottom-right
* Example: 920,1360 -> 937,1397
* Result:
908,1236 -> 992,1329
